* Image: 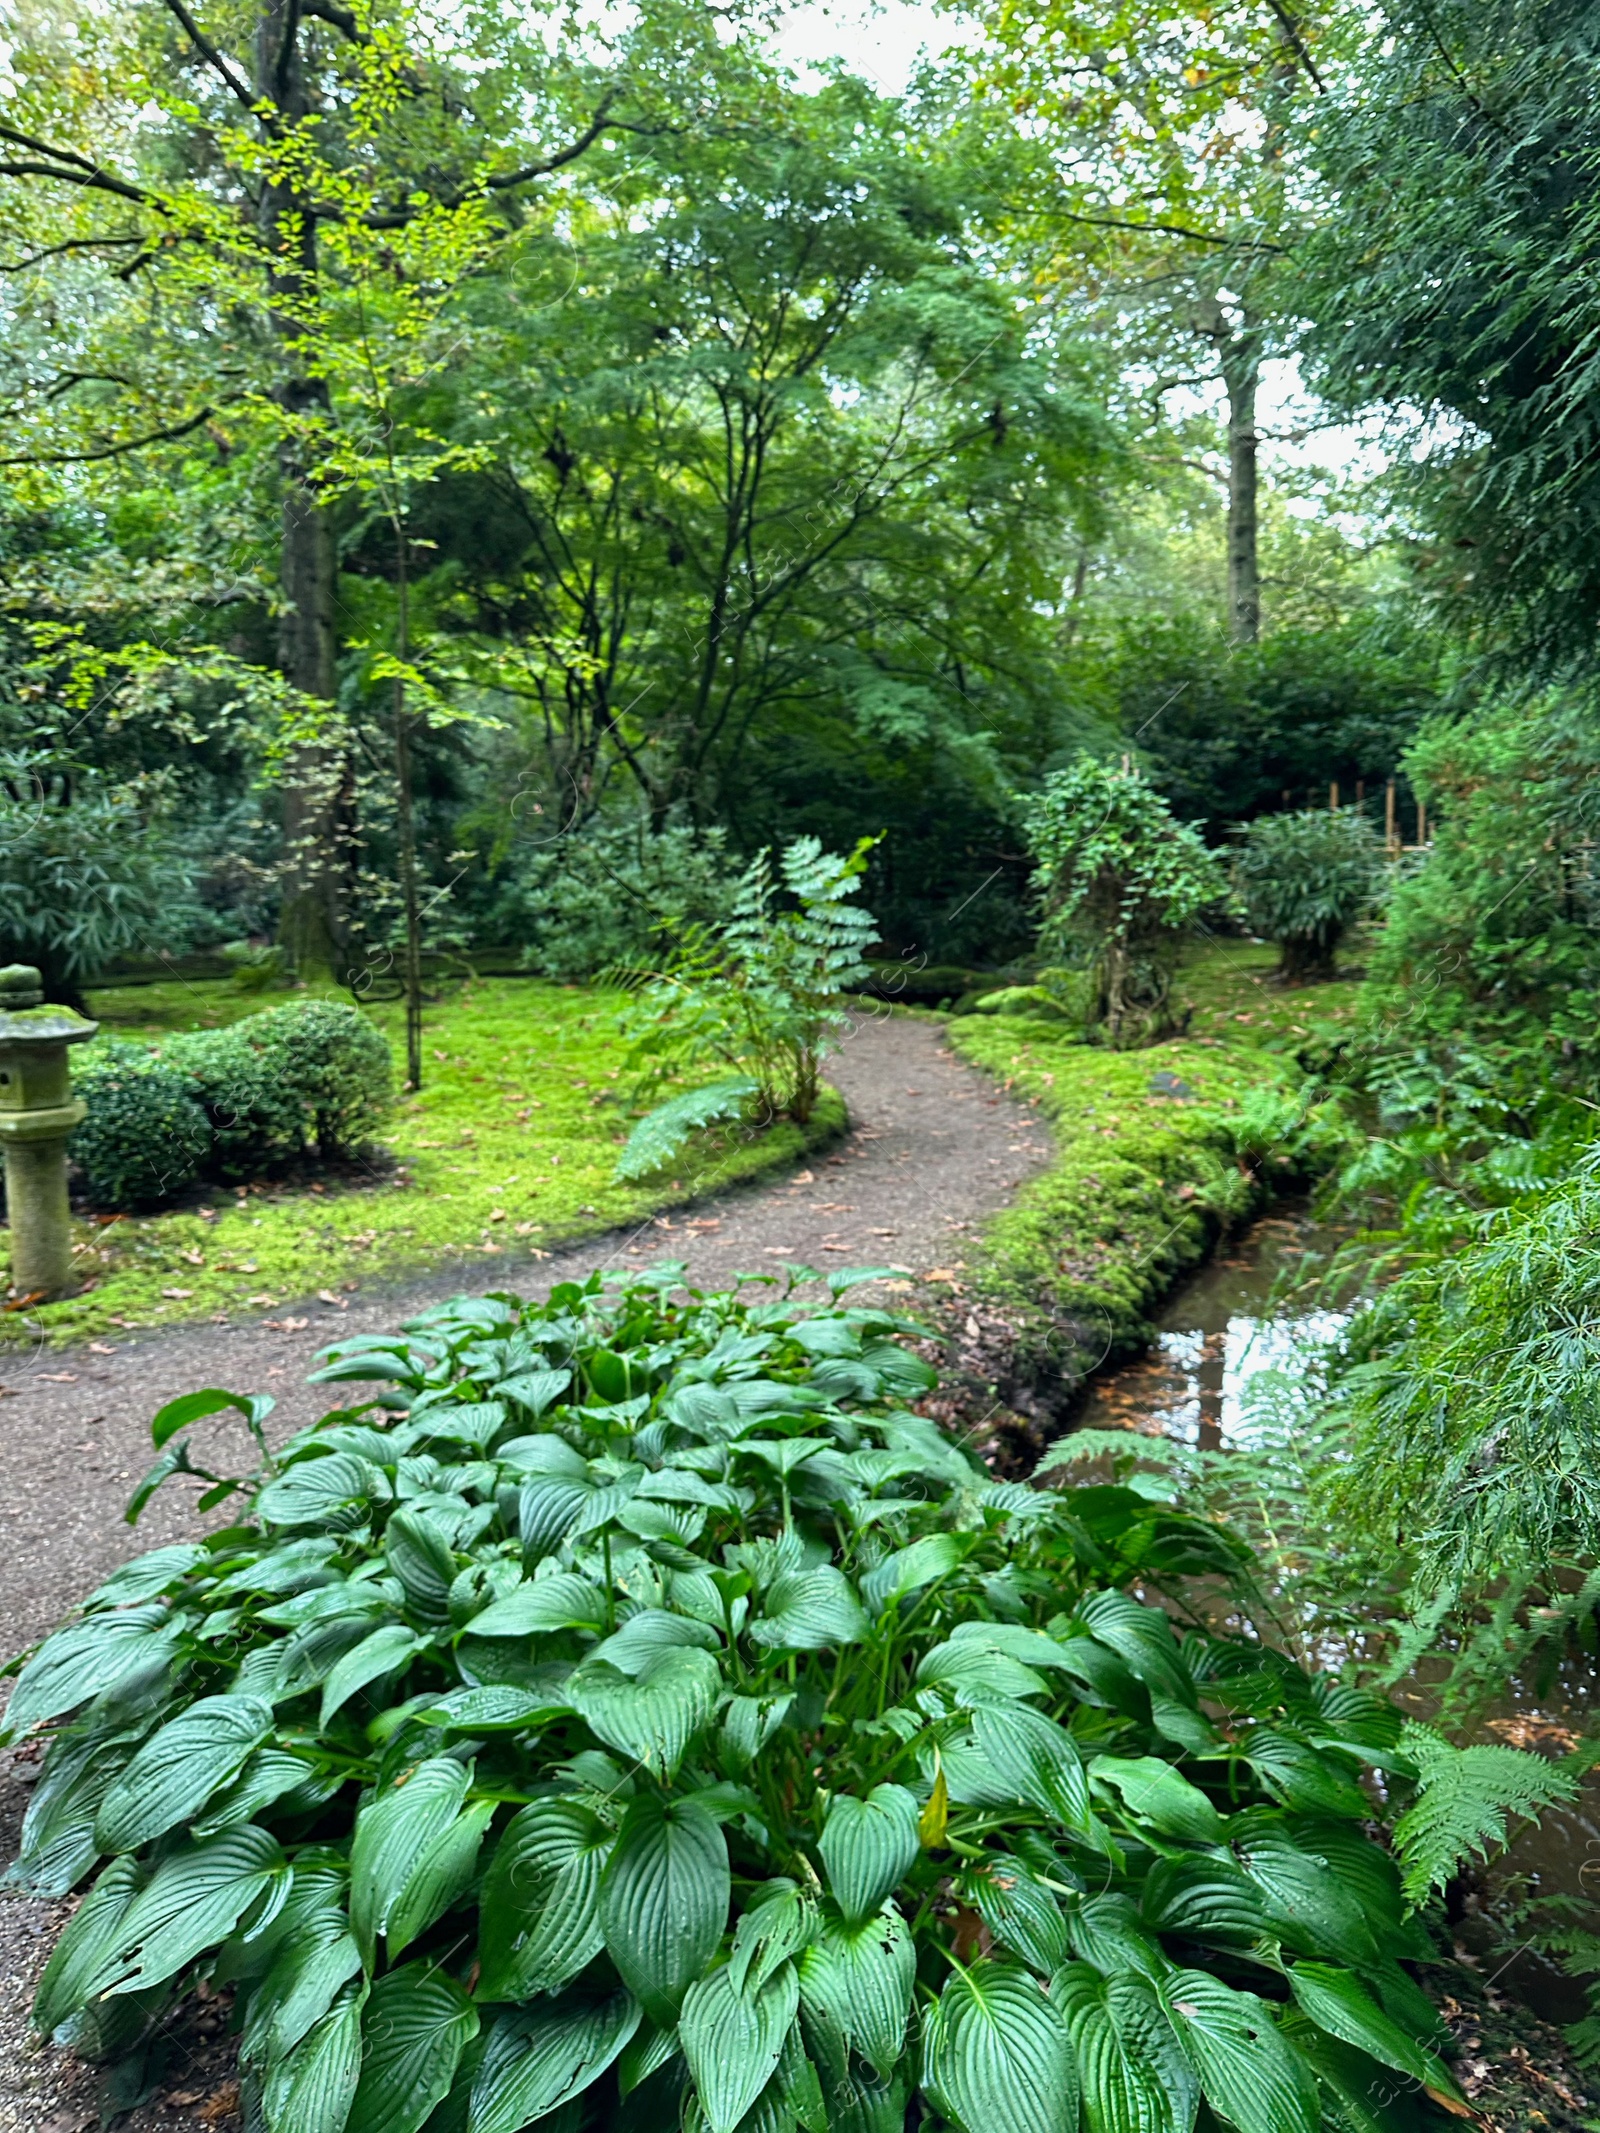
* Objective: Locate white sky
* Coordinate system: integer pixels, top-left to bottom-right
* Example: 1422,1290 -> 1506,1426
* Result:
770,0 -> 958,96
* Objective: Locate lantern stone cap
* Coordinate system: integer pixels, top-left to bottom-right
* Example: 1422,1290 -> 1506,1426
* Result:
0,969 -> 98,1047
0,1004 -> 99,1046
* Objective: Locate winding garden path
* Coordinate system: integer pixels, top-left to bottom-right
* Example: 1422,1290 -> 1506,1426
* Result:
0,1008 -> 1051,2133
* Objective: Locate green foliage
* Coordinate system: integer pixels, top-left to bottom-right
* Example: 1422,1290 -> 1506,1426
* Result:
614,1079 -> 760,1185
1300,0 -> 1600,679
1024,758 -> 1231,1045
489,817 -> 740,983
7,1270 -> 1471,2132
169,1002 -> 392,1180
1329,1136 -> 1600,1589
68,1043 -> 211,1212
1356,695 -> 1600,1121
221,942 -> 290,994
0,765 -> 176,1008
1234,812 -> 1385,983
617,838 -> 877,1169
1102,618 -> 1442,838
1391,1724 -> 1577,1905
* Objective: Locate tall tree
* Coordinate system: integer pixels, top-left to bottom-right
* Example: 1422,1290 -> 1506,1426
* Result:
0,0 -> 616,988
958,0 -> 1329,640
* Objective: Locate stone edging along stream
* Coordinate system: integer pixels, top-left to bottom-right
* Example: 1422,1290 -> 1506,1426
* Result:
928,1013 -> 1344,1470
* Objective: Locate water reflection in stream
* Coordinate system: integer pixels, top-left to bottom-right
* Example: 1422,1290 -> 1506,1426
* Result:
1075,1204 -> 1349,1449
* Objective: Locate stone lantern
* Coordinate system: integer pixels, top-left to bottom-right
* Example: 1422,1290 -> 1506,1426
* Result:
0,965 -> 98,1298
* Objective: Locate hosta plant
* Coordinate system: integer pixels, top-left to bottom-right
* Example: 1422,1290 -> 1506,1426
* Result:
5,1269 -> 1471,2133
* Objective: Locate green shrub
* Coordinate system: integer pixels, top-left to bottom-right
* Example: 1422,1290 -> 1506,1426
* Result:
68,1043 -> 211,1210
220,940 -> 290,993
1234,810 -> 1384,982
492,815 -> 741,980
1025,758 -> 1230,1046
169,1001 -> 392,1177
3,1271 -> 1483,2133
0,765 -> 179,1010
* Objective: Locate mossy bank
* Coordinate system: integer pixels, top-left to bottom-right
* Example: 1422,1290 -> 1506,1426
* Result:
940,962 -> 1350,1456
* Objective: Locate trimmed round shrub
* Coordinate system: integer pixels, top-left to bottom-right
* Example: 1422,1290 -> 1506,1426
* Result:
1234,808 -> 1385,982
169,1000 -> 392,1177
69,1043 -> 211,1210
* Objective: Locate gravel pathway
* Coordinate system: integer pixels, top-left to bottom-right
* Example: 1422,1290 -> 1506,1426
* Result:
0,1008 -> 1050,2132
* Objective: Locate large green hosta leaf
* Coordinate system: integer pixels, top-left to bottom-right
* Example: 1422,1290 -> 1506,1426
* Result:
2,1605 -> 182,1743
467,1988 -> 641,2133
598,1794 -> 730,2025
94,1694 -> 274,1854
680,1957 -> 800,2133
973,1703 -> 1092,1832
568,1645 -> 721,1778
264,1990 -> 366,2133
1287,1964 -> 1464,2104
348,1965 -> 479,2133
1050,1962 -> 1174,2133
818,1785 -> 920,1924
350,1758 -> 473,1966
923,1958 -> 1077,2133
797,1904 -> 915,2084
477,1797 -> 612,2002
101,1825 -> 286,1998
1156,1970 -> 1319,2133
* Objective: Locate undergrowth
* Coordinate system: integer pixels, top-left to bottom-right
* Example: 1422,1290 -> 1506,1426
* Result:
6,1268 -> 1567,2133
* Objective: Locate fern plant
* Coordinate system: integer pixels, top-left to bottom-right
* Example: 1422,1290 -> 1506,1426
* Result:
614,838 -> 878,1179
1391,1722 -> 1578,1905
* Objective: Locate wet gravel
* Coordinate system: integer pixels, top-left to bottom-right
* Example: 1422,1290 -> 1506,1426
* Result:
0,1009 -> 1050,2131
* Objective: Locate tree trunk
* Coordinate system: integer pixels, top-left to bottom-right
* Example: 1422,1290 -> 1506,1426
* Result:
277,472 -> 344,980
257,0 -> 346,984
1219,326 -> 1260,644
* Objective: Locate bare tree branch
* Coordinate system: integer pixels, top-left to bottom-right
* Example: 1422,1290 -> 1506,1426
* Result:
1056,202 -> 1285,253
0,233 -> 144,271
0,123 -> 150,205
483,92 -> 619,192
1265,0 -> 1326,91
354,91 -> 620,228
300,0 -> 363,41
154,0 -> 258,114
0,406 -> 215,466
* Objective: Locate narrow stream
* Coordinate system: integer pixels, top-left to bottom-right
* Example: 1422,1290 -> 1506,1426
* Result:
1075,1201 -> 1348,1448
1075,1202 -> 1600,2022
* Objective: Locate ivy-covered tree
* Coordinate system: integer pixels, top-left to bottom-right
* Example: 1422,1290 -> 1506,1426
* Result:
1025,756 -> 1230,1043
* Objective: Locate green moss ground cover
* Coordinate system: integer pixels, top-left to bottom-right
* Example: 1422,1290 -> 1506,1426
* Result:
9,978 -> 843,1345
945,940 -> 1352,1368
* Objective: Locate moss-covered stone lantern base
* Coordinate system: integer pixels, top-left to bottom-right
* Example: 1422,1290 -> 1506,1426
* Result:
0,964 -> 98,1298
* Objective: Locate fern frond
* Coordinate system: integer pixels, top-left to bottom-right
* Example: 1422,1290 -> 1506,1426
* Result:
613,1076 -> 759,1182
1393,1720 -> 1577,1902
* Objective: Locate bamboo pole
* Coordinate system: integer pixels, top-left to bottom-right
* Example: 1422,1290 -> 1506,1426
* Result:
1330,780 -> 1339,811
1385,777 -> 1397,854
